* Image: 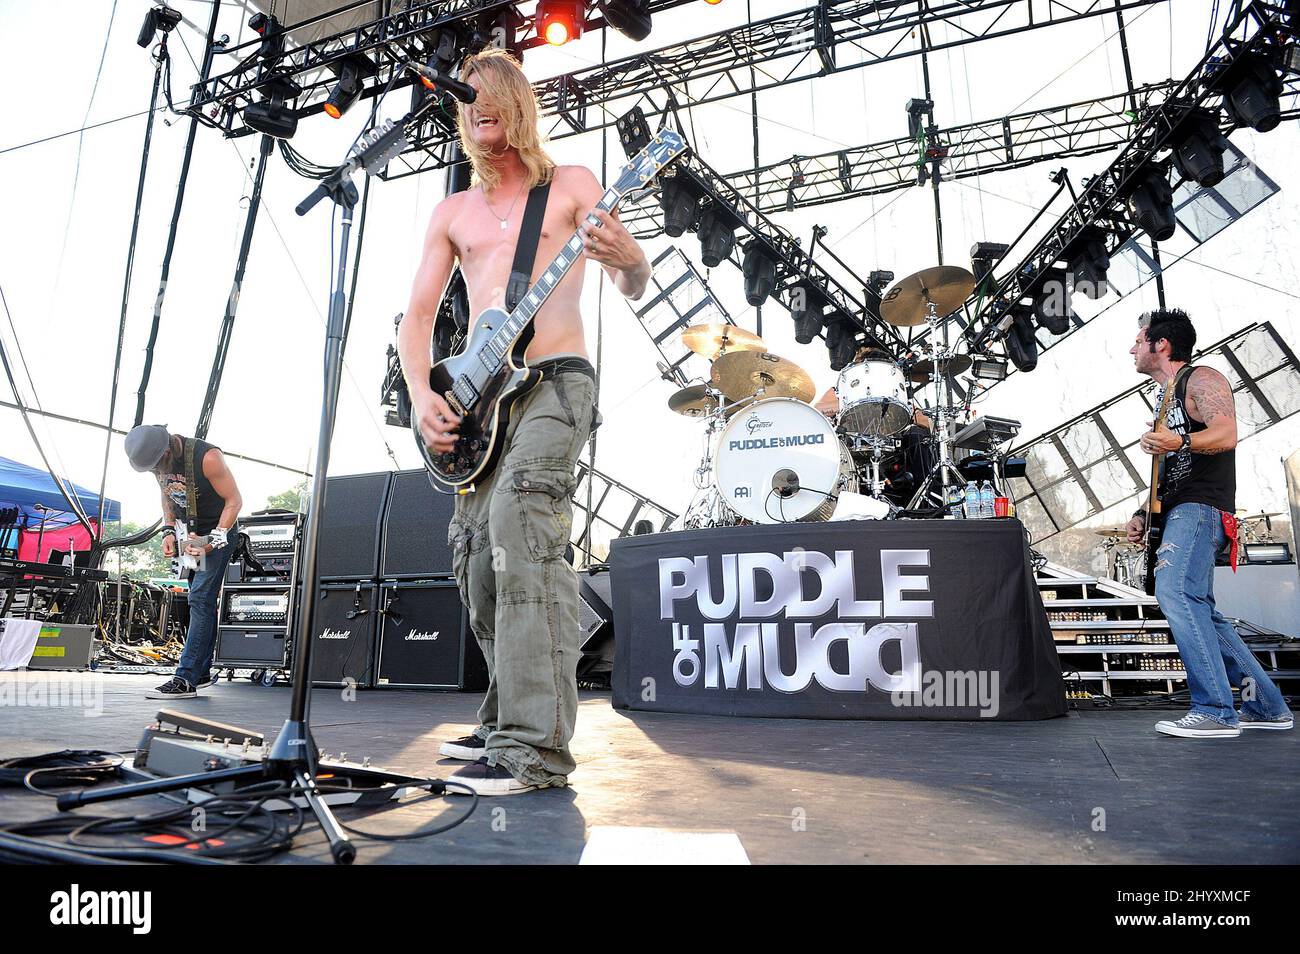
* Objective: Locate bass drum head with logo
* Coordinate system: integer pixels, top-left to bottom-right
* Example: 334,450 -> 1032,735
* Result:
837,359 -> 911,437
715,398 -> 851,523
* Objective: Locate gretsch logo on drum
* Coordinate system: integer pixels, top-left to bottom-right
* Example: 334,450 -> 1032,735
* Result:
744,414 -> 773,434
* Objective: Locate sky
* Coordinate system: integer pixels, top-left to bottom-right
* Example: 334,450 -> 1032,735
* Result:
1,0 -> 1297,563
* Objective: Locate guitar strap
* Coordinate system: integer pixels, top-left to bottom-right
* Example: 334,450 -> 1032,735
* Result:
505,181 -> 552,311
183,437 -> 199,528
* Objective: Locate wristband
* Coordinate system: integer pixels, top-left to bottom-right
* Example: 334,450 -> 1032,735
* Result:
161,527 -> 177,538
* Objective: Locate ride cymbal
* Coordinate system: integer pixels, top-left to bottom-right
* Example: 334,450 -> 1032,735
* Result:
668,383 -> 719,418
681,322 -> 766,360
881,266 -> 977,326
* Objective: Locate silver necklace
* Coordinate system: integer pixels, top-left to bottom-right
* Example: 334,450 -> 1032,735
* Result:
482,181 -> 526,231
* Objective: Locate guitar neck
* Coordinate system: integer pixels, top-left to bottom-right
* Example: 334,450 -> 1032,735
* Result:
488,186 -> 620,358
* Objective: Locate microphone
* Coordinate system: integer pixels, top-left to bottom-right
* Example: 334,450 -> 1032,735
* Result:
772,468 -> 801,499
405,61 -> 476,103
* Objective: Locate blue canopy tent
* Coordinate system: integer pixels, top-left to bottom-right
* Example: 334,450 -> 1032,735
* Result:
0,455 -> 121,531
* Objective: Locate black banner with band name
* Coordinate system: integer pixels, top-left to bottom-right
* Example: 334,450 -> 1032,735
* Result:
610,519 -> 1066,721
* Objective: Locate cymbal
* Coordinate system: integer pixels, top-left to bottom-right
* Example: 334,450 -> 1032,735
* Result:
711,351 -> 815,403
907,355 -> 973,383
1236,511 -> 1284,520
667,383 -> 719,418
681,322 -> 765,360
1093,526 -> 1132,537
881,266 -> 977,326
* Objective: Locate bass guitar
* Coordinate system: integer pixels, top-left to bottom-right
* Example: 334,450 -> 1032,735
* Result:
414,130 -> 688,490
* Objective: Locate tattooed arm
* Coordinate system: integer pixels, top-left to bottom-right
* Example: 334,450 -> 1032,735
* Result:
1182,366 -> 1238,454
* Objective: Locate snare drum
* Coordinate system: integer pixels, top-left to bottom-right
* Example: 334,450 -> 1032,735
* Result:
715,397 -> 855,523
837,358 -> 911,437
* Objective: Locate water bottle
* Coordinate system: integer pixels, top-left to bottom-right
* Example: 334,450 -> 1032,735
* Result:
980,481 -> 996,519
963,481 -> 980,519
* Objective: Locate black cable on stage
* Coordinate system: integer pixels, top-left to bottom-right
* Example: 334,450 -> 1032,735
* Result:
327,780 -> 481,842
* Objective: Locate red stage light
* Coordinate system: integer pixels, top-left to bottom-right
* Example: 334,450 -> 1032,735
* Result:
538,0 -> 584,46
545,20 -> 571,45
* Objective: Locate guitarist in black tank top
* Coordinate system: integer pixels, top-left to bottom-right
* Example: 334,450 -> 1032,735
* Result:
1125,310 -> 1292,738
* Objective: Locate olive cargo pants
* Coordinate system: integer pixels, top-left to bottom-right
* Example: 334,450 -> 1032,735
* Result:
447,367 -> 595,787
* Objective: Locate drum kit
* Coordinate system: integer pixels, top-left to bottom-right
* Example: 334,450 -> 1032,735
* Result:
669,265 -> 984,528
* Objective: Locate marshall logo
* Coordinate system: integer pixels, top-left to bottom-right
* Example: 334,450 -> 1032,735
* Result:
319,628 -> 351,640
405,630 -> 440,641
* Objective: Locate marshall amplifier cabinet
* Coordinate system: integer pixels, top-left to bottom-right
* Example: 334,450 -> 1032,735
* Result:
215,627 -> 287,667
221,589 -> 292,627
310,581 -> 379,688
375,580 -> 486,690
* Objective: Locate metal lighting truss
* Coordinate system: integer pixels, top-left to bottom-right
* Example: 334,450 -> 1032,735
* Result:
952,1 -> 1300,354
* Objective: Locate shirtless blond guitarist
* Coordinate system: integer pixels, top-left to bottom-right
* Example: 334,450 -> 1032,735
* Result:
398,48 -> 650,795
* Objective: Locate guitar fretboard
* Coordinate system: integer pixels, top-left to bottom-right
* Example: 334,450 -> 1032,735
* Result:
480,186 -> 620,370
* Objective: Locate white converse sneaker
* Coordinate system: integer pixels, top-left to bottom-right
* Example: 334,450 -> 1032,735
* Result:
1239,712 -> 1294,731
446,758 -> 539,796
439,734 -> 487,761
1154,712 -> 1241,738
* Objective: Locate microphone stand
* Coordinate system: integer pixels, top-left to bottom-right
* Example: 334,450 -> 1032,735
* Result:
54,89 -> 449,865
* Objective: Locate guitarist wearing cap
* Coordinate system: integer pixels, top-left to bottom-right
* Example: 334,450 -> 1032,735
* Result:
397,48 -> 650,796
1125,309 -> 1292,739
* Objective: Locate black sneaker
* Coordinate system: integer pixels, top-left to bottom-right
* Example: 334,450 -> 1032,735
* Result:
147,676 -> 198,700
446,758 -> 539,796
439,734 -> 487,761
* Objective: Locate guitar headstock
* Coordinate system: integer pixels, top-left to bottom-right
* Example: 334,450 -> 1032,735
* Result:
611,128 -> 690,198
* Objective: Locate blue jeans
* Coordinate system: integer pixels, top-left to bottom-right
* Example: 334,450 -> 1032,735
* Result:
175,541 -> 236,685
1154,502 -> 1292,726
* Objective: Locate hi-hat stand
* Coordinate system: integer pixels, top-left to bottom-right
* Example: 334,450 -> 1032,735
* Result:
907,301 -> 967,510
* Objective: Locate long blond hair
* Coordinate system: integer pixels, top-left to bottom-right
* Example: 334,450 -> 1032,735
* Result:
456,48 -> 555,193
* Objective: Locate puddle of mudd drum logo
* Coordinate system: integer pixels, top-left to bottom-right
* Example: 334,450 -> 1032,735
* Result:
49,884 -> 151,934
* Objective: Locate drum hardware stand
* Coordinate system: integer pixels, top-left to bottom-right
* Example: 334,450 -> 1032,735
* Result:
907,300 -> 967,511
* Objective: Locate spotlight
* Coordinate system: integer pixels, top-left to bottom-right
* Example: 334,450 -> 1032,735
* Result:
137,4 -> 181,48
248,12 -> 285,62
742,242 -> 777,306
602,0 -> 652,42
659,175 -> 699,237
704,0 -> 723,5
323,57 -> 373,120
1172,109 -> 1229,187
1004,306 -> 1038,373
696,203 -> 739,268
790,283 -> 824,344
243,73 -> 300,139
1127,165 -> 1176,242
970,242 -> 1009,297
865,269 -> 892,323
971,357 -> 1009,382
1066,226 -> 1110,300
538,0 -> 585,45
1221,52 -> 1284,133
824,315 -> 857,371
616,106 -> 652,157
1031,266 -> 1072,335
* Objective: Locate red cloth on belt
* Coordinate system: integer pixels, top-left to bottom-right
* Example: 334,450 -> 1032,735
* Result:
1221,511 -> 1239,571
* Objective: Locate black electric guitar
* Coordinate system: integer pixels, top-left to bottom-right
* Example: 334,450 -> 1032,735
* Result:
414,129 -> 688,490
1142,367 -> 1191,594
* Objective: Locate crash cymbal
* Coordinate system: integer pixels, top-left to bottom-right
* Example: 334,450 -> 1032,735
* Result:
681,322 -> 766,360
880,266 -> 977,326
668,383 -> 719,418
907,355 -> 973,383
1094,526 -> 1132,537
1236,511 -> 1284,520
710,351 -> 815,403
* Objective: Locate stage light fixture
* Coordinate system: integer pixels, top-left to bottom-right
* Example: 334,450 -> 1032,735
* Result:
742,241 -> 777,306
696,203 -> 738,268
323,59 -> 367,120
970,242 -> 1009,297
1031,266 -> 1072,335
1222,52 -> 1284,132
137,4 -> 181,48
616,106 -> 652,157
538,0 -> 585,45
790,283 -> 824,344
243,73 -> 300,139
971,357 -> 1009,382
1067,226 -> 1110,300
1004,306 -> 1039,373
1172,109 -> 1229,186
865,269 -> 892,324
249,12 -> 285,62
1243,542 -> 1293,564
659,175 -> 699,237
603,0 -> 653,41
824,316 -> 857,371
1127,165 -> 1176,242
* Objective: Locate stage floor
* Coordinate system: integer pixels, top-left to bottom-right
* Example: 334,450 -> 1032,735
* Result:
2,672 -> 1297,865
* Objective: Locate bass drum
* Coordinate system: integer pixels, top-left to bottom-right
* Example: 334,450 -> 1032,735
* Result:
715,398 -> 854,524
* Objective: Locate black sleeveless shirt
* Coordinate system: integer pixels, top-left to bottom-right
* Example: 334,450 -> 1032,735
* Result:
157,437 -> 231,535
1157,366 -> 1236,514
